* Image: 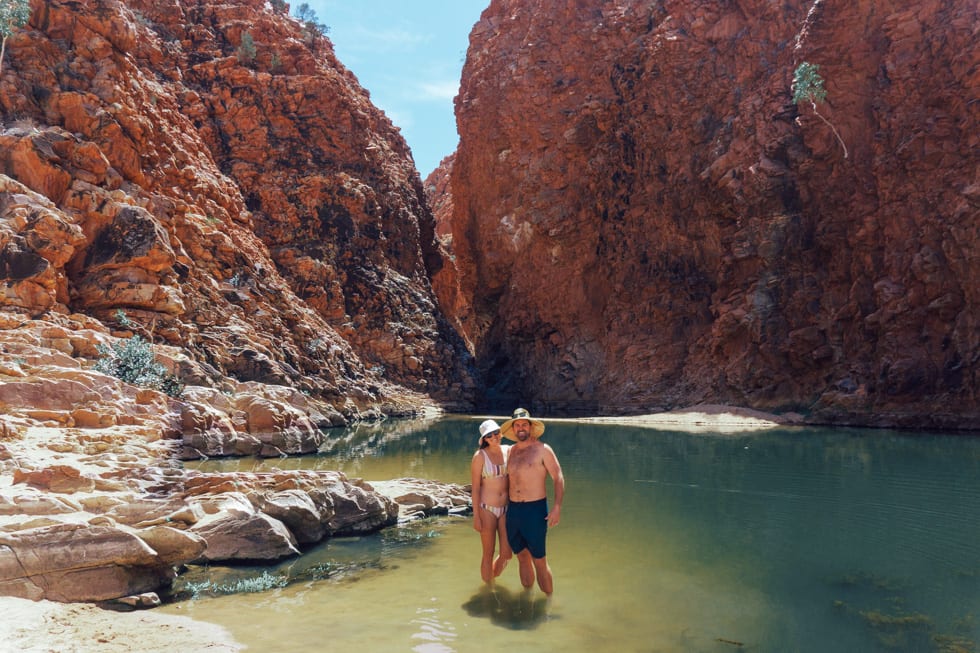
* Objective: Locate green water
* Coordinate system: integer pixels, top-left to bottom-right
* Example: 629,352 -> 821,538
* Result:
163,417 -> 980,652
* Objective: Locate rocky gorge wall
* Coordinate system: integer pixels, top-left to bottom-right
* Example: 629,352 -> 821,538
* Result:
436,0 -> 978,429
1,0 -> 475,436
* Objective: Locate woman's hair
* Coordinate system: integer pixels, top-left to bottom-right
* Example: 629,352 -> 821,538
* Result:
479,436 -> 490,449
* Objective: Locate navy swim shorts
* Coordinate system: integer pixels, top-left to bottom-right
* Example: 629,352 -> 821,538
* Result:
506,498 -> 548,558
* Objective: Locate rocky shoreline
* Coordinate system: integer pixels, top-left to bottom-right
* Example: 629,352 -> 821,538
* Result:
0,420 -> 469,603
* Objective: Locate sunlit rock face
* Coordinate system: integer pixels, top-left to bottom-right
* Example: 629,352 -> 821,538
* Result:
440,0 -> 978,428
0,0 -> 475,417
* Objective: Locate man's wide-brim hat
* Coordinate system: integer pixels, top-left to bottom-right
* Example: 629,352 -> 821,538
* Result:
500,407 -> 545,441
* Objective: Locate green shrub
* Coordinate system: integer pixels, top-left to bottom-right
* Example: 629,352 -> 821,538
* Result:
95,335 -> 184,398
0,0 -> 31,76
792,61 -> 826,104
237,31 -> 257,65
114,308 -> 132,328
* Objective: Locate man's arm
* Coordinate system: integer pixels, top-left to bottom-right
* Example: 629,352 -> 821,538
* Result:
543,444 -> 564,527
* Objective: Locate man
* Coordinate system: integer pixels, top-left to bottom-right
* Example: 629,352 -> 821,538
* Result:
499,407 -> 564,595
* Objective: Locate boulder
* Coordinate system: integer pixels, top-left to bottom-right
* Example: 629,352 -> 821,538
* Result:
189,511 -> 300,563
134,525 -> 207,565
368,477 -> 471,522
178,389 -> 329,460
180,471 -> 399,558
13,465 -> 97,494
0,523 -> 174,602
323,483 -> 399,535
250,489 -> 326,545
0,489 -> 82,516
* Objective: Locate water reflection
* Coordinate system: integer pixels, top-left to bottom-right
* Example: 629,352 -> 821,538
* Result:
460,585 -> 552,630
318,417 -> 446,459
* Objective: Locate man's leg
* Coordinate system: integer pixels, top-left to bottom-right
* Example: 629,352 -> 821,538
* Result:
532,556 -> 553,595
516,549 -> 535,589
507,503 -> 534,588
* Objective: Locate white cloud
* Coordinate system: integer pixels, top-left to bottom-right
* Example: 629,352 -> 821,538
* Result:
345,25 -> 431,53
419,80 -> 460,100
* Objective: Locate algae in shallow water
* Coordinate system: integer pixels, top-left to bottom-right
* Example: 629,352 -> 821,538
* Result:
179,570 -> 290,599
932,633 -> 977,653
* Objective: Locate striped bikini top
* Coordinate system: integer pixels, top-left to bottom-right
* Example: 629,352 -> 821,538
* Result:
480,449 -> 507,479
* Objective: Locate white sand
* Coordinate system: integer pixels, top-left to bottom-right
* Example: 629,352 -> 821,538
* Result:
479,404 -> 798,434
574,404 -> 798,432
0,596 -> 242,652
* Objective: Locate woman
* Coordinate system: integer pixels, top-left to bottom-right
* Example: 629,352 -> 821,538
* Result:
470,419 -> 512,583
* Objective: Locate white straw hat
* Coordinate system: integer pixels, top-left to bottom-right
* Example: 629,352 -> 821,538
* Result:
478,419 -> 501,444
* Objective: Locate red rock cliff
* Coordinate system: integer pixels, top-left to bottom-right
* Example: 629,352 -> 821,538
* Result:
0,0 -> 475,418
442,0 -> 978,428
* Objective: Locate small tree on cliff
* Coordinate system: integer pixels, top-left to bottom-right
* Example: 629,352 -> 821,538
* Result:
0,0 -> 30,77
792,61 -> 848,159
294,3 -> 329,36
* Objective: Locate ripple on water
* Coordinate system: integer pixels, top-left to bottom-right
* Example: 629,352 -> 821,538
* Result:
411,605 -> 458,651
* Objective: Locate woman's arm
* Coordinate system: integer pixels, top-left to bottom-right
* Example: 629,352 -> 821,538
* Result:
470,452 -> 483,531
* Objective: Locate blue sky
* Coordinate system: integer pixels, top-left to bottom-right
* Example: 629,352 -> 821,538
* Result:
305,1 -> 488,177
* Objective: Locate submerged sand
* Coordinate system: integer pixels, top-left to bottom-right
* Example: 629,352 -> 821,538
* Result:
1,405 -> 788,651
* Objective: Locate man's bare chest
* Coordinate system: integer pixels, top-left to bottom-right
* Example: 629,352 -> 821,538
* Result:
509,448 -> 541,472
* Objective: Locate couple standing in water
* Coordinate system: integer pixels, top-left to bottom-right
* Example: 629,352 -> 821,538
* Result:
470,408 -> 565,595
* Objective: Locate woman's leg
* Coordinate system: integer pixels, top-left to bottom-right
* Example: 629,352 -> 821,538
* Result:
492,512 -> 512,577
478,509 -> 499,583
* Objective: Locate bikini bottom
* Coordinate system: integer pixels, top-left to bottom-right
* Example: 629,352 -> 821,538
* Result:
480,503 -> 507,518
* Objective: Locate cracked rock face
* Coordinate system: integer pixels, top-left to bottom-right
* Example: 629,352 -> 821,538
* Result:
435,0 -> 978,428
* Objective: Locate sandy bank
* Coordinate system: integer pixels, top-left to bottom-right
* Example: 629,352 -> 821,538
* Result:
0,596 -> 242,652
575,404 -> 801,432
482,404 -> 800,433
